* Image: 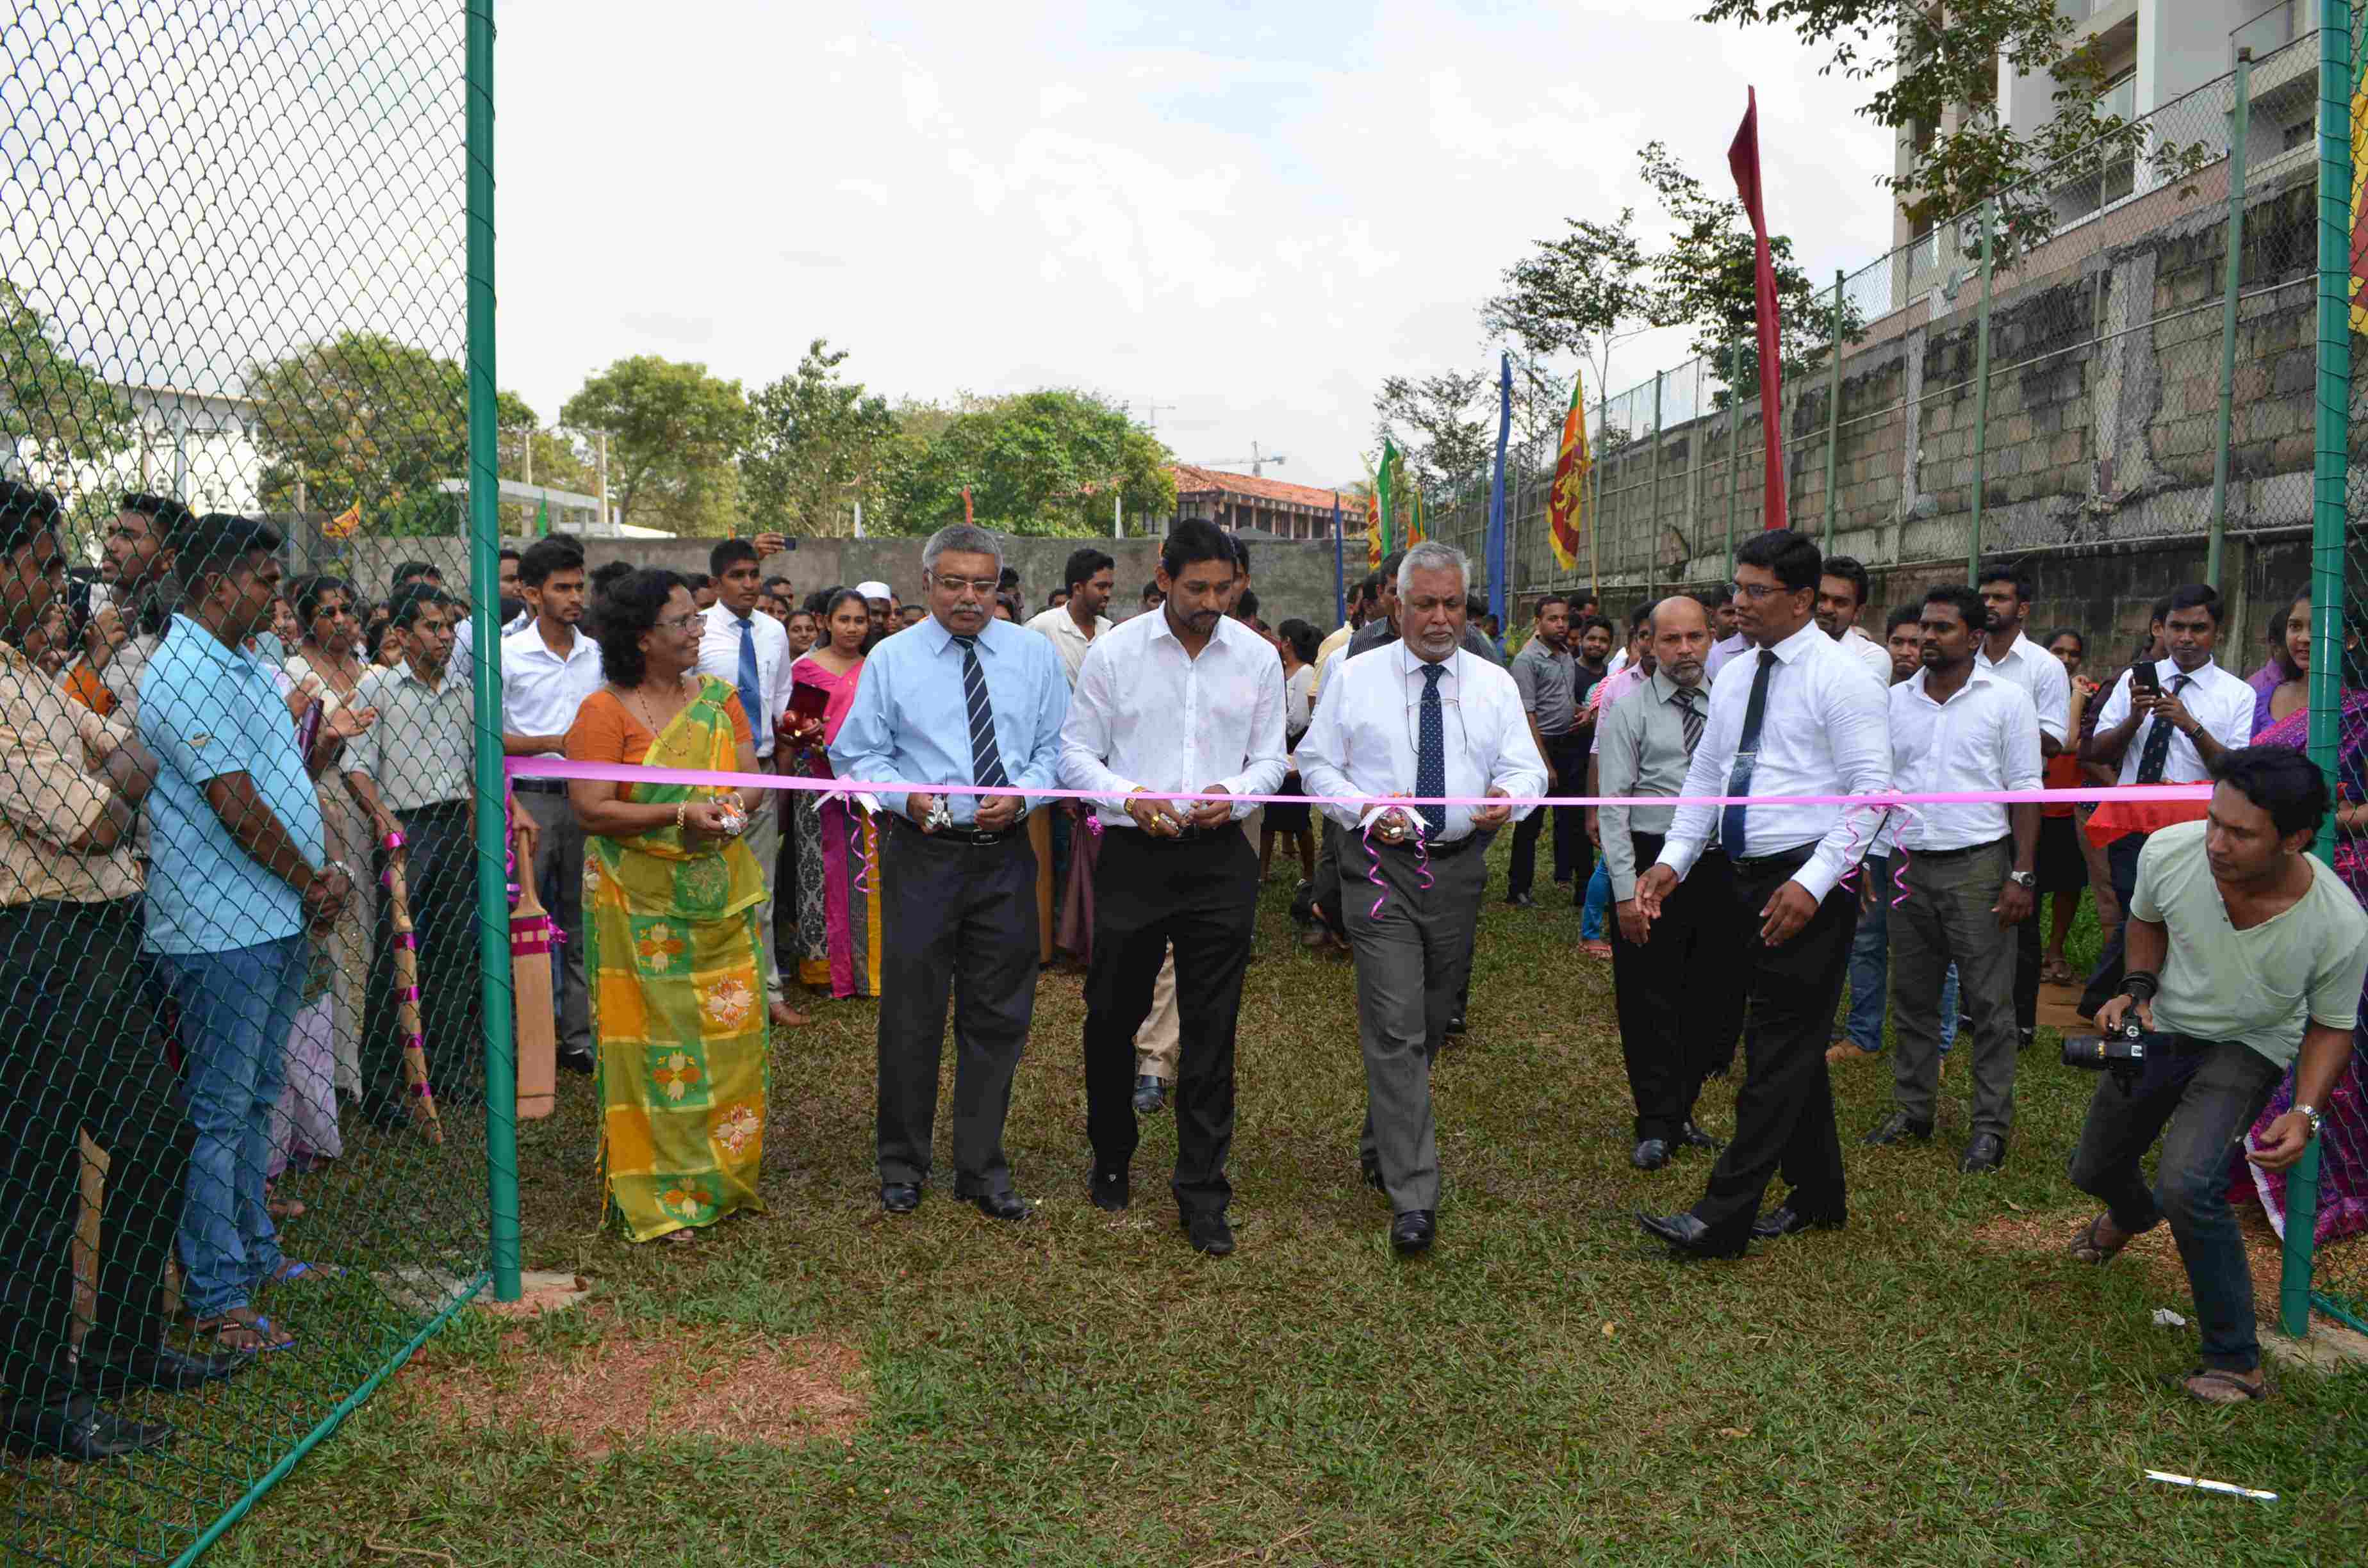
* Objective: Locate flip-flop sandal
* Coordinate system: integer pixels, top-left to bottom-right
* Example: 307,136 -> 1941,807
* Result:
2168,1367 -> 2270,1405
263,1260 -> 345,1288
2068,1213 -> 2132,1266
189,1309 -> 295,1354
267,1195 -> 306,1220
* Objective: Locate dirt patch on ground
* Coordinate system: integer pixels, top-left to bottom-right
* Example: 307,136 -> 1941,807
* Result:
399,1311 -> 868,1458
1972,1199 -> 2358,1321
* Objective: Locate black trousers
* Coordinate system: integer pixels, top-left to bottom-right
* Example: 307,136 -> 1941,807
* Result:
1611,835 -> 1746,1142
0,899 -> 190,1398
2078,831 -> 2147,1017
876,819 -> 1039,1194
2011,905 -> 2041,1033
1689,847 -> 1858,1247
1507,731 -> 1591,899
361,799 -> 483,1115
1081,825 -> 1259,1216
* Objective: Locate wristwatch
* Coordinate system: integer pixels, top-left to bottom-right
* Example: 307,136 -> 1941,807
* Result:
2007,869 -> 2035,888
2297,1102 -> 2324,1139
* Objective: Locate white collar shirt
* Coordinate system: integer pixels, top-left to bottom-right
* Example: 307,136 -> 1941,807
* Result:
1880,665 -> 2043,853
1839,626 -> 1895,687
1655,618 -> 1894,902
1057,610 -> 1288,826
347,659 -> 476,812
2091,657 -> 2253,785
1296,640 -> 1547,844
696,600 -> 794,758
500,620 -> 604,739
451,604 -> 532,676
1975,628 -> 2074,746
1704,630 -> 1751,683
1026,604 -> 1113,690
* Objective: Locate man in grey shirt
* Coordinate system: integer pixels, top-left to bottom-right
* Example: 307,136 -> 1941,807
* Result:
1504,593 -> 1586,906
1598,593 -> 1742,1170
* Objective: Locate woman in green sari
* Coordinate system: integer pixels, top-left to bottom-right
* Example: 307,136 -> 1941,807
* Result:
566,569 -> 771,1243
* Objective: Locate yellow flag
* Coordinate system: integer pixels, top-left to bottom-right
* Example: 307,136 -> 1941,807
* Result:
324,502 -> 361,539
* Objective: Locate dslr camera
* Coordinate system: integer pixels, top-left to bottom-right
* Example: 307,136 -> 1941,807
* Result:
2063,1018 -> 2148,1085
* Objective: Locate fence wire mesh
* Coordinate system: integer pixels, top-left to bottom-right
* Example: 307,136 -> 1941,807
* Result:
2,4 -> 498,1563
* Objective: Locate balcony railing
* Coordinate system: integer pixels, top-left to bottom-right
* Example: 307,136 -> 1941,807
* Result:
2232,0 -> 2312,62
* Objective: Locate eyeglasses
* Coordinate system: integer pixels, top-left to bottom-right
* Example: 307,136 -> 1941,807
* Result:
657,612 -> 700,632
932,576 -> 999,598
1725,581 -> 1793,603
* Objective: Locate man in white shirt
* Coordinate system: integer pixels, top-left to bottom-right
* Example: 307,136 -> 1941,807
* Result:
1024,546 -> 1114,685
448,546 -> 523,674
1813,555 -> 1894,687
78,493 -> 190,721
500,536 -> 605,1070
2076,584 -> 2255,1015
1299,542 -> 1545,1257
1058,521 -> 1285,1256
1634,529 -> 1892,1259
1864,586 -> 2043,1173
1973,562 -> 2075,1044
697,537 -> 807,1029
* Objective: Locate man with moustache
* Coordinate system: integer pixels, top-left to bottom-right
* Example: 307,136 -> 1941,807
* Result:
1813,555 -> 1895,686
1972,562 -> 2074,1049
1504,593 -> 1586,909
70,493 -> 192,721
1299,543 -> 1545,1255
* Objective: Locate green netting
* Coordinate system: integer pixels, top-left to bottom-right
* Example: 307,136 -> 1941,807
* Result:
1,3 -> 500,1562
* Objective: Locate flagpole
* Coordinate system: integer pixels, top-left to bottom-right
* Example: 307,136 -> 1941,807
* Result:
1331,494 -> 1346,626
1488,352 -> 1511,628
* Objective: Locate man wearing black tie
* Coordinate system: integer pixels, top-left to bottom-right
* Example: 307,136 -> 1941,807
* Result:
1633,530 -> 1891,1258
1058,519 -> 1287,1256
1298,543 -> 1545,1256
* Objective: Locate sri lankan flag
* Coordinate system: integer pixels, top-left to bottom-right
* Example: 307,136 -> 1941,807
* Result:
1363,451 -> 1383,569
1547,365 -> 1590,573
1369,436 -> 1427,564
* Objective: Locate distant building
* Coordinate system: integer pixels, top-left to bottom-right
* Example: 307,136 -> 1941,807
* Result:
1167,464 -> 1350,543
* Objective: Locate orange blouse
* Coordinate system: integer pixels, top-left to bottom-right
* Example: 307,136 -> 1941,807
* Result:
566,687 -> 752,769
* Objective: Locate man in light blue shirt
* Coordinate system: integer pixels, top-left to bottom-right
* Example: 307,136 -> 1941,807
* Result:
830,523 -> 1068,1220
139,514 -> 352,1352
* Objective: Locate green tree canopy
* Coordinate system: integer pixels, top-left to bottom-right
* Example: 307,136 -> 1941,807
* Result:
742,339 -> 898,537
884,389 -> 1174,537
561,355 -> 752,536
1,281 -> 136,479
1373,371 -> 1492,500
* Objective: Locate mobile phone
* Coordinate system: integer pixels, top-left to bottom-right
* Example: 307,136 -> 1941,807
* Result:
2130,662 -> 2160,699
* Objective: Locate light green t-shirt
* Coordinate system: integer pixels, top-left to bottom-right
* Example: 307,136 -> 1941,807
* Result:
2133,821 -> 2368,1070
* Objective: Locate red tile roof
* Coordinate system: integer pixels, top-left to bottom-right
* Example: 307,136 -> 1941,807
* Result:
1170,464 -> 1349,513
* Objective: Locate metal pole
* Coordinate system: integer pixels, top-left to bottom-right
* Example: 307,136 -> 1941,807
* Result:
2283,0 -> 2356,1343
1969,198 -> 1995,586
1113,492 -> 1121,539
2208,49 -> 2253,593
1725,337 -> 1740,574
1488,352 -> 1511,627
465,0 -> 520,1305
1823,266 -> 1845,549
1331,494 -> 1346,626
1590,393 -> 1605,596
595,429 -> 609,530
1647,370 -> 1663,601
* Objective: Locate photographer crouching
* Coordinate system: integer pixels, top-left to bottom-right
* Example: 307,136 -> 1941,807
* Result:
2066,746 -> 2367,1404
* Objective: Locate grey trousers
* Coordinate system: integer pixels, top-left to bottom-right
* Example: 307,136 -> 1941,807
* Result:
516,787 -> 591,1056
1344,836 -> 1488,1214
1889,838 -> 2020,1138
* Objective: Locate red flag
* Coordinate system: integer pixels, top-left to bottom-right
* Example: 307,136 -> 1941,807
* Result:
1728,88 -> 1787,532
962,485 -> 974,524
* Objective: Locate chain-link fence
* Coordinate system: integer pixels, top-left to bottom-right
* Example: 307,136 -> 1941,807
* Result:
3,3 -> 505,1562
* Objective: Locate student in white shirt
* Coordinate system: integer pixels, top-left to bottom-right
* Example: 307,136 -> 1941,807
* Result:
500,537 -> 605,1068
1813,555 -> 1894,687
1057,521 -> 1284,1256
1634,529 -> 1892,1259
2077,584 -> 2256,1014
1864,586 -> 2043,1173
696,537 -> 806,1029
1298,543 -> 1545,1257
1972,561 -> 2076,1043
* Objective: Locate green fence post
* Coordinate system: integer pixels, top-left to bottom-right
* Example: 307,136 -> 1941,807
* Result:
1968,199 -> 1994,585
1823,266 -> 1844,550
1647,369 -> 1664,600
1725,337 -> 1740,573
1591,392 -> 1606,598
466,0 -> 522,1305
2209,49 -> 2253,594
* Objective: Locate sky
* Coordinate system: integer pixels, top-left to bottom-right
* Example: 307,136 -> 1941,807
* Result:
499,0 -> 1898,494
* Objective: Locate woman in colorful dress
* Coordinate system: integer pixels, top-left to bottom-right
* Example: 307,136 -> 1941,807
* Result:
284,574 -> 379,1104
784,587 -> 882,999
2244,587 -> 2368,1250
566,569 -> 771,1244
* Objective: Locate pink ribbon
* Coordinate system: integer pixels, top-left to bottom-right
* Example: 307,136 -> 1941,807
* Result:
398,986 -> 420,1002
1358,808 -> 1435,920
393,931 -> 418,951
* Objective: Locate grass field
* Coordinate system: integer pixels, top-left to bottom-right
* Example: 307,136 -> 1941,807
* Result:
27,847 -> 2368,1566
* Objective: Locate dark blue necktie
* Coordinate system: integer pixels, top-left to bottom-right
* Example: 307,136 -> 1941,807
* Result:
1416,662 -> 1447,837
2134,673 -> 2191,784
734,617 -> 767,751
1718,649 -> 1775,854
952,635 -> 1011,790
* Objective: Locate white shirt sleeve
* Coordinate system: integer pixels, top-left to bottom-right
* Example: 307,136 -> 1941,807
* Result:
1793,657 -> 1893,904
1219,656 -> 1290,813
2030,646 -> 2072,747
1295,662 -> 1361,830
2001,685 -> 2044,794
1055,638 -> 1137,803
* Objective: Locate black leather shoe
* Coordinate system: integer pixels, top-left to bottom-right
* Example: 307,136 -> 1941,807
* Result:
4,1393 -> 173,1462
1861,1111 -> 1935,1147
880,1183 -> 921,1214
1131,1075 -> 1167,1115
1087,1166 -> 1130,1213
1183,1212 -> 1235,1256
1390,1210 -> 1435,1255
1679,1120 -> 1718,1150
1751,1204 -> 1845,1241
555,1048 -> 595,1076
1637,1211 -> 1746,1259
1504,892 -> 1534,908
2017,1028 -> 2035,1054
1631,1138 -> 1671,1171
1445,1013 -> 1467,1038
77,1344 -> 247,1395
968,1189 -> 1030,1222
1959,1132 -> 2007,1173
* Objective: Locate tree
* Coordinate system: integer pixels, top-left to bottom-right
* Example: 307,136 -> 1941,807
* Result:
247,330 -> 534,535
561,356 -> 752,535
1,281 -> 136,482
883,389 -> 1174,537
1480,209 -> 1652,423
1373,372 -> 1492,500
741,339 -> 898,537
1635,141 -> 1839,389
1695,0 -> 2209,252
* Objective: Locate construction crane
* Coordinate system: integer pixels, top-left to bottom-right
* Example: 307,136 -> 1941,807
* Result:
1199,440 -> 1290,478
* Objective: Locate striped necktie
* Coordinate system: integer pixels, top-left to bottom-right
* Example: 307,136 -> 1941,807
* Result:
2134,673 -> 2191,784
951,635 -> 1011,790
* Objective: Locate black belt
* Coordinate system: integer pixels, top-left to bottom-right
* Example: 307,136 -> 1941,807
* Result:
1381,832 -> 1481,860
1728,842 -> 1816,876
1115,822 -> 1238,846
1903,835 -> 2009,863
889,814 -> 1019,847
514,778 -> 568,794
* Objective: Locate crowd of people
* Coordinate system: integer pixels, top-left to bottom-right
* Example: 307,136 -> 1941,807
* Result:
5,468 -> 2365,1464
